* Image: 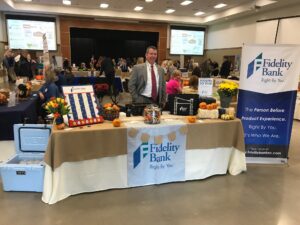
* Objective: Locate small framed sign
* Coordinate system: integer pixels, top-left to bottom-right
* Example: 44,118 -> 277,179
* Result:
198,78 -> 213,97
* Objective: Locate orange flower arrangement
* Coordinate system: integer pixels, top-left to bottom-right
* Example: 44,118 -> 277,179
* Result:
45,97 -> 71,119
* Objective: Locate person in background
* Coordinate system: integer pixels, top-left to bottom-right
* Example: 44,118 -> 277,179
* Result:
80,62 -> 87,71
119,58 -> 128,72
55,67 -> 74,93
192,63 -> 202,77
27,53 -> 36,79
187,58 -> 194,71
200,59 -> 211,78
211,60 -> 219,76
182,75 -> 199,94
136,57 -> 144,65
166,60 -> 176,82
219,56 -> 232,78
63,58 -> 70,70
166,69 -> 182,95
99,56 -> 115,93
161,59 -> 168,81
39,69 -> 60,103
2,49 -> 16,83
112,58 -> 117,69
174,60 -> 180,69
128,46 -> 166,107
51,55 -> 57,70
17,50 -> 32,80
38,69 -> 61,121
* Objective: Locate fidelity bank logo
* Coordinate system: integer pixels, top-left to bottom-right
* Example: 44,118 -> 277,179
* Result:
133,142 -> 148,168
247,53 -> 293,79
247,53 -> 262,78
133,142 -> 180,168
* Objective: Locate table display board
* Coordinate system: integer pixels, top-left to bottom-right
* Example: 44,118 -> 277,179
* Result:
62,85 -> 103,127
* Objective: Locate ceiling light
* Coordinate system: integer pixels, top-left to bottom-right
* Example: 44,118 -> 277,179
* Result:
165,9 -> 175,14
255,0 -> 277,7
194,11 -> 205,16
181,1 -> 193,6
214,3 -> 227,9
100,3 -> 109,8
145,0 -> 154,2
24,0 -> 32,2
62,0 -> 71,5
134,6 -> 143,11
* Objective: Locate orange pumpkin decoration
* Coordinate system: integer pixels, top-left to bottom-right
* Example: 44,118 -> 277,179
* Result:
206,104 -> 213,110
187,116 -> 197,123
211,103 -> 218,109
199,102 -> 207,109
112,118 -> 121,127
36,75 -> 44,80
104,103 -> 113,109
112,105 -> 120,111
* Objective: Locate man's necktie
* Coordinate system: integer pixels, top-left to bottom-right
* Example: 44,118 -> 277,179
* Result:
151,65 -> 157,101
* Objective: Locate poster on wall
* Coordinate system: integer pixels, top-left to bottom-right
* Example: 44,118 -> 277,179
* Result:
237,44 -> 300,163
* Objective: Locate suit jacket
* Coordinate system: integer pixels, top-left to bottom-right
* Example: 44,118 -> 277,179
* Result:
128,63 -> 166,106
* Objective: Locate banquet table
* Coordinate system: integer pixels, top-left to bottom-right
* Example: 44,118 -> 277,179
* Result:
73,71 -> 100,77
0,94 -> 39,140
42,117 -> 247,204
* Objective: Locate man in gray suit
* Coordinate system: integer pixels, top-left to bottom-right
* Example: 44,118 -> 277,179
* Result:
128,46 -> 166,107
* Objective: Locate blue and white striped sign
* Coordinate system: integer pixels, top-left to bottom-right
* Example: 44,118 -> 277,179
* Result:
63,85 -> 103,127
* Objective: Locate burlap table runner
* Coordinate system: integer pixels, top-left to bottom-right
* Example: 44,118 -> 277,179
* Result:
44,119 -> 245,170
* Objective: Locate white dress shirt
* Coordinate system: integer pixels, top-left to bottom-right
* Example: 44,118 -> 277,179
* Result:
141,61 -> 159,97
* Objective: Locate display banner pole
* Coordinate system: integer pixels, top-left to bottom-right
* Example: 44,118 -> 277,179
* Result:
237,44 -> 300,164
42,33 -> 50,74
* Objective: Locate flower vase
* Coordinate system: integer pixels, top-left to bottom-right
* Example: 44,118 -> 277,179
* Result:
220,94 -> 232,108
55,116 -> 65,130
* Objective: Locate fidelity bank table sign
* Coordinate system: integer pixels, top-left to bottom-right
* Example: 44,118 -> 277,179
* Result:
127,120 -> 186,187
237,44 -> 300,163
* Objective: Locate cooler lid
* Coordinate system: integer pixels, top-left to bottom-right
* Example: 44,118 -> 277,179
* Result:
14,124 -> 52,154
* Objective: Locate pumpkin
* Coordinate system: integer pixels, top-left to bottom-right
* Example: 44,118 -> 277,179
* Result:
221,114 -> 234,120
35,75 -> 44,80
199,102 -> 207,109
187,116 -> 197,123
206,104 -> 213,110
112,118 -> 121,127
211,103 -> 218,109
104,103 -> 113,109
112,105 -> 120,111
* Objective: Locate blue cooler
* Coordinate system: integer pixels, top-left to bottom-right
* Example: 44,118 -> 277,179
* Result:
0,124 -> 52,192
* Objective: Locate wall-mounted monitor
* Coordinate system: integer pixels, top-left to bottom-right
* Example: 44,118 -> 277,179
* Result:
6,15 -> 57,51
170,26 -> 205,55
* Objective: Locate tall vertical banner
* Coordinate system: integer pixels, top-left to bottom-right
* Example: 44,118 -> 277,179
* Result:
237,44 -> 300,163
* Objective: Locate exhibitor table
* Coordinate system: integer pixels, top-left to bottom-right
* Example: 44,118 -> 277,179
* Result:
42,117 -> 247,204
0,95 -> 38,140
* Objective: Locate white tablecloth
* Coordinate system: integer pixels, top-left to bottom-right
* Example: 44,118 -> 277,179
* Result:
42,147 -> 246,204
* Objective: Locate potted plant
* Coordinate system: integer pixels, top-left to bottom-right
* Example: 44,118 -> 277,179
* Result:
217,81 -> 238,108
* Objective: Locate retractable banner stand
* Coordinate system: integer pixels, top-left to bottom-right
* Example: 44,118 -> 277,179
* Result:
237,44 -> 300,163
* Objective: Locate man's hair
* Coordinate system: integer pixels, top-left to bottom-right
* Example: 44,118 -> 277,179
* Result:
146,45 -> 157,53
